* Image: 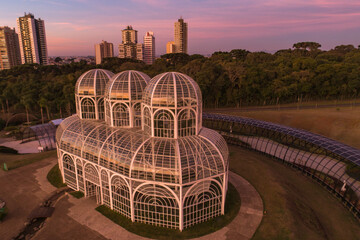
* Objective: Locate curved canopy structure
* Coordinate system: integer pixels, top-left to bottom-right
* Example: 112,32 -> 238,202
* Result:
22,123 -> 57,150
57,115 -> 227,184
203,113 -> 360,164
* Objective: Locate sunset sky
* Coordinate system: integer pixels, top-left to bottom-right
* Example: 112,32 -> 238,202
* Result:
1,0 -> 360,56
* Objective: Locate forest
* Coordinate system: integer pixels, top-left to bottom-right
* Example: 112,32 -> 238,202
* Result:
0,42 -> 360,123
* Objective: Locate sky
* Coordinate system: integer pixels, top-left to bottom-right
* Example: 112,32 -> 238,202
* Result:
1,0 -> 360,56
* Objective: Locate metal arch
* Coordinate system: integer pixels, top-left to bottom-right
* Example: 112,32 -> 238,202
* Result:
132,181 -> 181,208
128,137 -> 152,179
182,177 -> 223,202
109,173 -> 132,194
198,134 -> 227,174
83,161 -> 101,185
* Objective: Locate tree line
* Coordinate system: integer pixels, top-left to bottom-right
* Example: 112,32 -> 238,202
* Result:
0,42 -> 360,122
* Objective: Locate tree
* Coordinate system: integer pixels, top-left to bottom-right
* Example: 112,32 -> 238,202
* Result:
293,42 -> 321,51
55,57 -> 62,63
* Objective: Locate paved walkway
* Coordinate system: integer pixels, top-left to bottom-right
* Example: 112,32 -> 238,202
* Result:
0,153 -> 263,240
0,157 -> 56,240
53,171 -> 263,240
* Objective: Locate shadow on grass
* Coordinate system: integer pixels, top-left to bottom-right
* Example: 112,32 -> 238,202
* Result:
70,191 -> 84,199
47,163 -> 67,188
96,183 -> 240,239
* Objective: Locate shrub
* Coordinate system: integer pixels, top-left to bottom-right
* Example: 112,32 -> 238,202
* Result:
70,191 -> 84,199
0,207 -> 8,221
0,118 -> 5,131
0,146 -> 18,154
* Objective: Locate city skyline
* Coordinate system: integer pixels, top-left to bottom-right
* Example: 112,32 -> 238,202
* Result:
1,0 -> 360,56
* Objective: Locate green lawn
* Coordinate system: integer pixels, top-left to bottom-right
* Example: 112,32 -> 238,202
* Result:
70,191 -> 84,199
0,150 -> 57,170
47,163 -> 67,188
96,182 -> 240,239
229,146 -> 360,240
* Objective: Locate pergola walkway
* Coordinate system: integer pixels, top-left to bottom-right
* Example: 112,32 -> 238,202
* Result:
228,134 -> 360,199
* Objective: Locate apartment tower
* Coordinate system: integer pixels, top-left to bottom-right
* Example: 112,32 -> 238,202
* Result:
174,18 -> 188,54
144,32 -> 155,65
166,41 -> 175,54
118,26 -> 144,61
17,13 -> 48,65
0,26 -> 21,70
95,40 -> 114,64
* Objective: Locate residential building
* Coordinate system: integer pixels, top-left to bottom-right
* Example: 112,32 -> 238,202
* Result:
166,41 -> 175,54
174,17 -> 188,54
95,40 -> 114,64
17,13 -> 48,65
143,32 -> 155,64
0,26 -> 21,70
118,26 -> 143,61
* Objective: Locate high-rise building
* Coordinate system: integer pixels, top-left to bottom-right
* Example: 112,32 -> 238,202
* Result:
118,26 -> 144,61
95,40 -> 114,64
174,18 -> 188,54
144,32 -> 155,65
17,13 -> 48,65
166,41 -> 175,54
0,26 -> 21,70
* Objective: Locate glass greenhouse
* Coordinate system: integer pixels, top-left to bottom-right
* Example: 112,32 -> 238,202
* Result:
56,69 -> 229,230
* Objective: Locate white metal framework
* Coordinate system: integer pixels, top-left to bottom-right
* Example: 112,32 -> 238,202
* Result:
75,69 -> 114,120
56,71 -> 229,230
105,70 -> 150,127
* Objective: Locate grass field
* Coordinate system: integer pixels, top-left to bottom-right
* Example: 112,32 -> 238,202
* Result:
211,106 -> 360,149
0,150 -> 57,170
229,145 -> 360,240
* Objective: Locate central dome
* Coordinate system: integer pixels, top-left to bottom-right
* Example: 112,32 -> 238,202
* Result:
105,70 -> 150,100
105,70 -> 150,128
143,72 -> 202,108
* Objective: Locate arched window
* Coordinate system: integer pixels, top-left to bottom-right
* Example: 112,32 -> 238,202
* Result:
178,109 -> 196,137
143,107 -> 151,135
105,101 -> 111,124
63,154 -> 77,189
84,163 -> 99,185
134,184 -> 179,228
183,180 -> 222,228
76,159 -> 84,192
98,98 -> 105,120
133,102 -> 142,127
81,98 -> 96,119
101,170 -> 110,206
154,110 -> 174,138
111,176 -> 131,218
112,103 -> 129,127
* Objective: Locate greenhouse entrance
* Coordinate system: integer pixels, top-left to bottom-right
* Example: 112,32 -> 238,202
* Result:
86,181 -> 101,204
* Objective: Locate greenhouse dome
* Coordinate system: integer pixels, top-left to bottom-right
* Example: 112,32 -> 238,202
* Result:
142,72 -> 202,138
105,70 -> 150,127
75,69 -> 114,120
56,71 -> 229,230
